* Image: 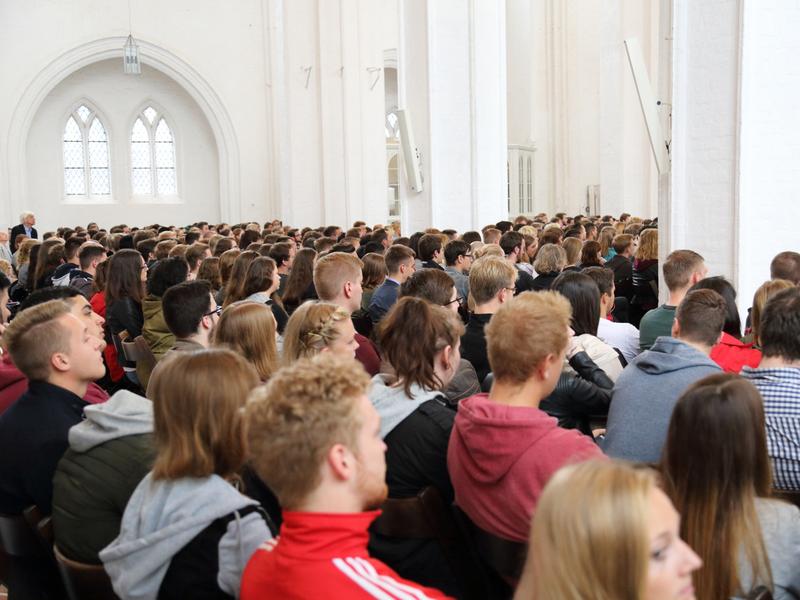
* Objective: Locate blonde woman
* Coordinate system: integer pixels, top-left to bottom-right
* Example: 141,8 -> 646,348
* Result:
14,238 -> 39,287
515,460 -> 702,600
561,238 -> 582,272
632,228 -> 659,325
282,301 -> 358,364
213,302 -> 279,382
532,244 -> 567,291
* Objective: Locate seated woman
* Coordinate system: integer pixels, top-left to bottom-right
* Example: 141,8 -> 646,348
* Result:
579,240 -> 604,269
661,373 -> 800,599
367,296 -> 464,596
231,256 -> 289,334
282,301 -> 359,364
561,238 -> 582,272
220,250 -> 259,308
100,349 -> 273,600
552,271 -> 624,382
279,247 -> 317,315
689,276 -> 761,373
532,243 -> 566,291
213,302 -> 279,382
359,252 -> 387,315
515,460 -> 701,599
631,228 -> 659,327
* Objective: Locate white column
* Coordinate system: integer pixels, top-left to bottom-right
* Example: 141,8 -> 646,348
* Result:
667,0 -> 800,317
399,0 -> 508,233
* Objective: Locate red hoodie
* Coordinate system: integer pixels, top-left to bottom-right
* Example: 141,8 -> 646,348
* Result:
447,393 -> 603,542
241,511 -> 451,600
0,353 -> 108,415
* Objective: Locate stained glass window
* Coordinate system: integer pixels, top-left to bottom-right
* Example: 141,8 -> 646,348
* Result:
63,104 -> 110,197
131,106 -> 177,197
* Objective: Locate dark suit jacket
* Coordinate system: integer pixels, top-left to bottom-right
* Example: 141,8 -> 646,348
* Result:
9,224 -> 37,253
368,279 -> 400,323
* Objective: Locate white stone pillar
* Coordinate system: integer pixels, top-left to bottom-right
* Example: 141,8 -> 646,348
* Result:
668,0 -> 800,317
398,0 -> 508,233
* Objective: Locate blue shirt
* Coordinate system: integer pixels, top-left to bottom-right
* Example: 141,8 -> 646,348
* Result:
742,366 -> 800,491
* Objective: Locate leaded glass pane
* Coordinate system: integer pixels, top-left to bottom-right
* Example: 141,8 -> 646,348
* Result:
63,141 -> 84,168
155,140 -> 175,168
155,119 -> 173,142
88,120 -> 109,169
76,105 -> 91,123
64,168 -> 86,196
132,167 -> 152,194
157,168 -> 176,194
64,117 -> 81,142
90,168 -> 111,195
143,106 -> 157,124
131,118 -> 149,142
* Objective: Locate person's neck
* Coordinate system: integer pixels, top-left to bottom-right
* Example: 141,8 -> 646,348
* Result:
182,332 -> 209,348
676,337 -> 712,356
474,300 -> 500,315
666,288 -> 689,307
387,273 -> 403,284
69,258 -> 79,266
296,485 -> 364,514
278,266 -> 289,275
489,378 -> 546,408
45,374 -> 88,398
331,295 -> 356,315
758,355 -> 800,369
599,304 -> 609,319
85,266 -> 96,277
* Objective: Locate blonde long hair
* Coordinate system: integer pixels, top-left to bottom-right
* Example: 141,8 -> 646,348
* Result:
282,301 -> 350,365
516,460 -> 654,600
213,302 -> 279,381
635,228 -> 658,261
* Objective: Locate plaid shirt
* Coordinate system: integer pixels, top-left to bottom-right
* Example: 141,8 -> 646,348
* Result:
742,366 -> 800,490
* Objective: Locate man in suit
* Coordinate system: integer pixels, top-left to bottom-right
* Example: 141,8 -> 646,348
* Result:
10,212 -> 37,253
368,244 -> 415,323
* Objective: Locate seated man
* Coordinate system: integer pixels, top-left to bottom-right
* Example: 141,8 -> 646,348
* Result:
460,256 -> 517,383
313,252 -> 382,375
368,244 -> 415,323
741,287 -> 800,490
0,287 -> 108,415
241,354 -> 449,599
604,234 -> 636,300
418,233 -> 445,270
770,251 -> 800,285
161,280 -> 219,354
499,231 -> 535,294
69,243 -> 107,299
0,299 -> 105,514
443,240 -> 471,301
602,289 -> 724,463
639,249 -> 707,351
448,292 -> 603,543
583,266 -> 640,363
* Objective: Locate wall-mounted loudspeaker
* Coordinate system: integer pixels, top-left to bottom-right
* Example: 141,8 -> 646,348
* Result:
396,108 -> 423,193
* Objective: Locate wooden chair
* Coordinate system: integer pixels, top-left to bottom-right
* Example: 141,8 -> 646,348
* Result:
452,505 -> 527,595
371,487 -> 488,600
746,586 -> 773,600
54,546 -> 119,600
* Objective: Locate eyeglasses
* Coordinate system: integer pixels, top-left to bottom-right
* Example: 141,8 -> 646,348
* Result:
446,296 -> 465,307
204,305 -> 223,317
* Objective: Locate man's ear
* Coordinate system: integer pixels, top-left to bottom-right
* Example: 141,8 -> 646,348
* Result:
671,318 -> 681,338
327,443 -> 354,481
51,351 -> 70,374
344,281 -> 353,299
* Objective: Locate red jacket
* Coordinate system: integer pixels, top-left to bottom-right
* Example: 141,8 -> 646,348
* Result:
0,353 -> 108,415
710,332 -> 762,374
241,511 -> 451,600
355,333 -> 381,376
448,393 -> 603,542
90,291 -> 125,382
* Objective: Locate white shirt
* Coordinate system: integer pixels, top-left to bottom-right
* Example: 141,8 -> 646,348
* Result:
597,317 -> 640,364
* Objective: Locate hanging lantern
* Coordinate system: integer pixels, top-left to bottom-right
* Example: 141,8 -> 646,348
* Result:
123,34 -> 141,75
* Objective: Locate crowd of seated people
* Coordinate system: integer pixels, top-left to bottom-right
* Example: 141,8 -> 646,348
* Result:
0,211 -> 798,599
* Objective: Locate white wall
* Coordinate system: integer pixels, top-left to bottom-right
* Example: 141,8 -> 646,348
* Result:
506,0 -> 661,218
26,60 -> 218,231
0,0 -> 389,231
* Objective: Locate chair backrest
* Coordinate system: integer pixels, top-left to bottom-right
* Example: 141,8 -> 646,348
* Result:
452,505 -> 527,588
0,511 -> 42,558
54,545 -> 120,600
481,372 -> 494,393
132,336 -> 157,371
746,586 -> 773,600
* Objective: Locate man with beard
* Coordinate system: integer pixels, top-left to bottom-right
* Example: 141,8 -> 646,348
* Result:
241,354 -> 450,599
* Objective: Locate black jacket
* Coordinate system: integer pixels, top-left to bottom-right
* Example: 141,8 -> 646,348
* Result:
514,265 -> 536,294
539,351 -> 614,436
532,271 -> 560,291
107,297 -> 144,339
369,398 -> 459,597
0,381 -> 88,514
607,255 -> 634,300
461,313 -> 492,382
10,223 -> 37,253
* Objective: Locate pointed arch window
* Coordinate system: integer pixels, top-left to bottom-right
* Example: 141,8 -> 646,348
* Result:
63,104 -> 111,197
131,106 -> 177,196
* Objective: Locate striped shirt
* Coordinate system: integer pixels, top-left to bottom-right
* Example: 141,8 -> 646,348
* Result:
742,366 -> 800,490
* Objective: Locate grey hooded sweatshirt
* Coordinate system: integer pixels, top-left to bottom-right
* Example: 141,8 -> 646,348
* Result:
100,473 -> 271,600
368,374 -> 444,438
53,390 -> 156,563
601,336 -> 721,463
